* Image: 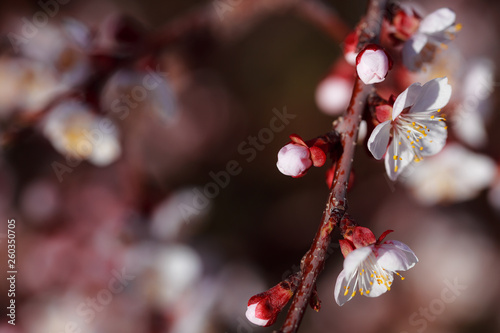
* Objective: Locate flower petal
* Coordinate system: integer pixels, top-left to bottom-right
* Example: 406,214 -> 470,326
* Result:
410,77 -> 452,114
392,82 -> 422,120
365,276 -> 390,297
334,268 -> 359,306
402,33 -> 428,71
415,119 -> 447,156
384,134 -> 414,181
367,120 -> 391,160
246,303 -> 270,326
343,246 -> 372,277
377,241 -> 418,271
419,8 -> 456,34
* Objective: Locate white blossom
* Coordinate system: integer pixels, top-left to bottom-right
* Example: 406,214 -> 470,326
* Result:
368,77 -> 451,180
405,143 -> 496,205
43,101 -> 121,166
403,8 -> 461,71
335,240 -> 418,306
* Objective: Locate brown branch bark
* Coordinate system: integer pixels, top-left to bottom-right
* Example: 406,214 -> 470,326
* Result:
277,0 -> 388,332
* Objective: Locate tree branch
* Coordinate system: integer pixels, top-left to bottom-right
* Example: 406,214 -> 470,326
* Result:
277,0 -> 388,332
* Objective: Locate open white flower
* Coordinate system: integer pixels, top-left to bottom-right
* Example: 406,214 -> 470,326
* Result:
368,77 -> 451,180
335,228 -> 418,306
43,101 -> 121,166
403,8 -> 461,71
405,143 -> 496,205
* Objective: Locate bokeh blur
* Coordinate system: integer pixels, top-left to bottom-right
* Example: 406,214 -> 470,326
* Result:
0,0 -> 499,332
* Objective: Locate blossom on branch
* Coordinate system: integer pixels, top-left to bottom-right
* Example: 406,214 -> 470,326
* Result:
368,77 -> 452,180
402,8 -> 461,71
356,44 -> 392,84
334,227 -> 418,306
277,134 -> 327,178
246,281 -> 294,327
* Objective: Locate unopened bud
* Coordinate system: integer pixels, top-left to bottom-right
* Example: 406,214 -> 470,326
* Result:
277,143 -> 313,178
246,282 -> 294,327
356,45 -> 392,84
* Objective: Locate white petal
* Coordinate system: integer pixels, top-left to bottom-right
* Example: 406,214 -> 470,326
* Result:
365,277 -> 390,297
402,34 -> 428,71
88,133 -> 122,166
377,242 -> 418,272
416,119 -> 447,156
384,134 -> 414,181
392,83 -> 422,119
245,303 -> 269,326
343,246 -> 372,277
334,268 -> 358,306
452,109 -> 487,148
419,8 -> 456,34
410,77 -> 452,114
367,120 -> 391,160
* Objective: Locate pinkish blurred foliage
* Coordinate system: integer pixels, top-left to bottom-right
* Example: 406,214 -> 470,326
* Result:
0,0 -> 499,332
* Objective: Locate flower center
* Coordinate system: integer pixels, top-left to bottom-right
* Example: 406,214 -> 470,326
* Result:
391,109 -> 447,173
342,252 -> 405,298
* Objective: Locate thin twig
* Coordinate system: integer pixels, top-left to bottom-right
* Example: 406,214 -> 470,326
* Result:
277,0 -> 388,332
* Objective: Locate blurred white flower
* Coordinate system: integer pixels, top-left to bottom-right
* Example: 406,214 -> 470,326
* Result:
155,245 -> 202,306
21,293 -> 96,333
315,76 -> 353,116
368,77 -> 451,180
43,101 -> 121,166
405,143 -> 496,205
100,68 -> 177,123
20,179 -> 60,224
452,59 -> 495,148
150,187 -> 211,241
403,8 -> 461,71
19,24 -> 91,87
0,58 -> 66,115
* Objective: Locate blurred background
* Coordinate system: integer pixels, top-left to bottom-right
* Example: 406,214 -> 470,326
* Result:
0,0 -> 499,332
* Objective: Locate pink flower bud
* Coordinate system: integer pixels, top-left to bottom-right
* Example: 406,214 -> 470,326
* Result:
277,143 -> 313,178
246,282 -> 294,327
356,45 -> 392,84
